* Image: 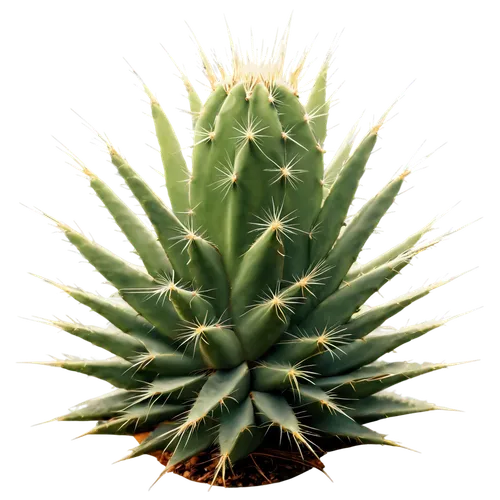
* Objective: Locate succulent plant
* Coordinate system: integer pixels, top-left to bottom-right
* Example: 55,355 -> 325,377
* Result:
30,29 -> 468,488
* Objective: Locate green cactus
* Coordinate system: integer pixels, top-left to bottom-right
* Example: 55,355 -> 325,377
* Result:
30,30 -> 468,488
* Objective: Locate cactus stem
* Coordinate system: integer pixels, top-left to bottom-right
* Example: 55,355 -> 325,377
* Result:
125,353 -> 156,374
232,116 -> 270,149
264,154 -> 305,189
306,220 -> 323,241
177,313 -> 233,351
281,127 -> 309,151
251,287 -> 304,322
169,220 -> 206,253
285,259 -> 332,297
121,272 -> 181,305
179,201 -> 201,219
304,107 -> 330,124
193,127 -> 216,146
212,155 -> 238,198
249,200 -> 298,243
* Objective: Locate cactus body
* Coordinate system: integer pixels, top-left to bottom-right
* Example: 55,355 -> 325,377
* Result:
30,32 -> 466,488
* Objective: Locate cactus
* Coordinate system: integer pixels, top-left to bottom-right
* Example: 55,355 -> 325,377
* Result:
29,29 -> 468,488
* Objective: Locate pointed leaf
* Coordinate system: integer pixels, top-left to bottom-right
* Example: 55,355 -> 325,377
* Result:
167,420 -> 217,467
251,392 -> 299,433
316,171 -> 409,302
147,90 -> 191,221
310,130 -> 378,267
109,148 -> 191,278
346,221 -> 433,281
186,363 -> 250,423
188,237 -> 230,317
308,406 -> 398,446
49,320 -> 147,362
347,392 -> 442,424
55,222 -> 182,339
57,390 -> 134,421
200,327 -> 245,369
219,397 -> 264,463
232,225 -> 284,317
316,361 -> 457,398
32,357 -> 154,390
136,374 -> 207,402
85,403 -> 184,436
236,301 -> 289,361
311,320 -> 446,376
299,251 -> 414,334
85,169 -> 172,277
305,57 -> 330,145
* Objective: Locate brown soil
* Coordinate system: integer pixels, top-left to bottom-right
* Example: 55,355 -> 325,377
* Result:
134,432 -> 327,487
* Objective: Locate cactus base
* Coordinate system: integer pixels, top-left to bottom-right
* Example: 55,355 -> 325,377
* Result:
134,433 -> 327,487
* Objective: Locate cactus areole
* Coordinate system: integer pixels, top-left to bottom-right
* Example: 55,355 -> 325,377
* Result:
31,29 -> 465,488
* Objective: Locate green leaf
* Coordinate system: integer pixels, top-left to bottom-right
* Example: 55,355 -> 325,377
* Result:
47,320 -> 148,362
340,278 -> 451,340
33,277 -> 171,349
188,237 -> 230,317
307,406 -> 399,446
347,392 -> 443,424
85,169 -> 172,277
167,282 -> 216,324
310,130 -> 378,267
199,327 -> 245,369
311,320 -> 446,377
83,403 -> 185,436
218,397 -> 263,463
109,148 -> 191,279
231,225 -> 284,317
118,419 -> 216,465
322,122 -> 358,194
134,374 -> 207,403
166,421 -> 217,468
56,390 -> 134,422
316,361 -> 458,398
134,350 -> 206,376
316,171 -> 409,302
305,57 -> 330,145
299,251 -> 414,335
235,300 -> 289,361
251,391 -> 300,433
29,356 -> 154,390
186,363 -> 250,423
146,89 -> 191,222
345,220 -> 433,281
54,222 -> 182,339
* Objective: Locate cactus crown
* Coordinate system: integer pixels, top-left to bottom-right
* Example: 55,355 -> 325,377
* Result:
30,28 -> 466,488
